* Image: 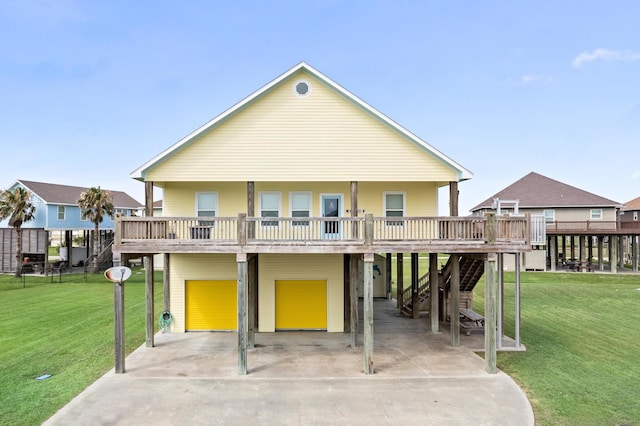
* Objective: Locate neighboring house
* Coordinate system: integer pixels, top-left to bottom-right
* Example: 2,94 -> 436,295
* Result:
620,196 -> 640,267
620,196 -> 640,223
114,62 -> 535,375
470,172 -> 638,272
0,179 -> 142,270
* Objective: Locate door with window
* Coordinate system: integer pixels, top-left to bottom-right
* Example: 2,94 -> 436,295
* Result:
321,195 -> 341,239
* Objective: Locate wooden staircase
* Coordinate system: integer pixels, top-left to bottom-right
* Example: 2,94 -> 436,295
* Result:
443,255 -> 485,293
400,254 -> 485,317
400,272 -> 431,317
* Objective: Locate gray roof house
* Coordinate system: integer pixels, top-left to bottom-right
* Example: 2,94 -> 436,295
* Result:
470,172 -> 639,273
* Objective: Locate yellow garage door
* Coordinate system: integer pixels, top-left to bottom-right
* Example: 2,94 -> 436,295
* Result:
275,280 -> 327,330
186,280 -> 237,331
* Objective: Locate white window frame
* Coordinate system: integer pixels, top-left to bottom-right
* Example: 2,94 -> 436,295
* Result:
259,192 -> 281,227
590,209 -> 602,220
543,209 -> 555,223
57,205 -> 66,221
383,191 -> 405,226
289,191 -> 311,226
195,192 -> 218,226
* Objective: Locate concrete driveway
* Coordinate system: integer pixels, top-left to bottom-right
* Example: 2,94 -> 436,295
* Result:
44,300 -> 534,425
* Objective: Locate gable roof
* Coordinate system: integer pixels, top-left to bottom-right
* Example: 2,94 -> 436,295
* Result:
13,180 -> 142,208
622,196 -> 640,211
130,61 -> 472,182
470,172 -> 621,211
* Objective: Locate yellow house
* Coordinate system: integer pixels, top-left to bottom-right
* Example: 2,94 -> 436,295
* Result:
117,62 -> 533,375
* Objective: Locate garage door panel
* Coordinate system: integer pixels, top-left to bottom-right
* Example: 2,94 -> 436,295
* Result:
275,280 -> 327,330
186,280 -> 237,331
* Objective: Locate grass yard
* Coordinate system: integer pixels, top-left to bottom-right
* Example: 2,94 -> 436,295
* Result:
0,268 -> 163,425
474,271 -> 640,425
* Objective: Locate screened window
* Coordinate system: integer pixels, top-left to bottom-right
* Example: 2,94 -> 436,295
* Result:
590,209 -> 602,220
57,205 -> 65,221
260,192 -> 281,227
543,209 -> 555,223
196,192 -> 217,226
384,192 -> 405,226
290,192 -> 311,226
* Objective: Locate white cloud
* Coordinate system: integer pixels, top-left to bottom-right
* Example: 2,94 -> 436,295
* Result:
521,74 -> 553,85
573,48 -> 640,68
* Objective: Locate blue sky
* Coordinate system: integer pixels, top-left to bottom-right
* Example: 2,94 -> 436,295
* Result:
1,1 -> 639,214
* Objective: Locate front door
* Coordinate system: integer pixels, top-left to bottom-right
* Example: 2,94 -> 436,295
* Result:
321,195 -> 341,239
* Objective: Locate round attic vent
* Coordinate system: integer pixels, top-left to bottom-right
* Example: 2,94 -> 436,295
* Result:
294,80 -> 311,97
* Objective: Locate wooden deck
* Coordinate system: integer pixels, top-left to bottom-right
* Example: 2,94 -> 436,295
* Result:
546,221 -> 640,236
113,213 -> 534,255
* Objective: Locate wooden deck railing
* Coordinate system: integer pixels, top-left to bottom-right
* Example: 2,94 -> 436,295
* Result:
115,213 -> 531,248
545,220 -> 640,234
546,221 -> 618,232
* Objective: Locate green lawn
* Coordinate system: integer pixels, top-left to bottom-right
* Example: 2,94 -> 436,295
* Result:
474,271 -> 640,425
0,268 -> 163,425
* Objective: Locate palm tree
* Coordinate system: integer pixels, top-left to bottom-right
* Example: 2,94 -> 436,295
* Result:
0,187 -> 36,278
78,187 -> 114,273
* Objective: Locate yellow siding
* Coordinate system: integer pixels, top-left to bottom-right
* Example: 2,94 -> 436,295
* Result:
163,182 -> 246,217
259,254 -> 344,332
163,181 -> 437,218
358,182 -> 438,216
146,70 -> 458,183
169,254 -> 237,332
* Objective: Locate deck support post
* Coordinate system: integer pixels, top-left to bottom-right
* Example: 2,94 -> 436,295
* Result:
450,255 -> 460,347
548,236 -> 555,271
248,254 -> 257,349
484,253 -> 497,374
632,236 -> 638,272
610,235 -> 618,274
143,180 -> 155,349
497,253 -> 503,350
598,236 -> 604,271
429,253 -> 439,333
396,253 -> 403,309
114,279 -> 125,374
515,252 -> 521,349
619,236 -> 625,270
363,253 -> 374,375
411,253 -> 419,319
145,256 -> 154,348
349,254 -> 359,348
237,253 -> 248,375
163,254 -> 170,312
570,236 -> 576,262
385,253 -> 392,300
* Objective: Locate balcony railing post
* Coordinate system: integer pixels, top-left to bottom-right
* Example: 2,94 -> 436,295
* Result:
114,214 -> 122,247
485,212 -> 496,244
364,213 -> 373,245
238,213 -> 247,246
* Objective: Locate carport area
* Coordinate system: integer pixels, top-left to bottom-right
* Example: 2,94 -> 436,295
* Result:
44,299 -> 533,425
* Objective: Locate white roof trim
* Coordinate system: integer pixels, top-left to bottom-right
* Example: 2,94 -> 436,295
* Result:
130,62 -> 473,181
